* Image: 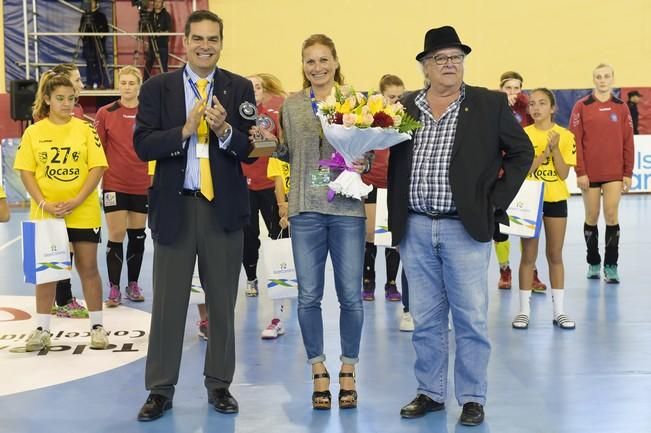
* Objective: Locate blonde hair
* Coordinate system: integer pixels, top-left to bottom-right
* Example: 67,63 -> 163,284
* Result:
51,63 -> 79,77
118,65 -> 143,84
32,71 -> 75,120
250,73 -> 286,97
593,63 -> 614,75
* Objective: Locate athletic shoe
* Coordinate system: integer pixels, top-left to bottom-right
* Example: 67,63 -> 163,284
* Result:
26,328 -> 51,352
105,283 -> 121,308
498,267 -> 512,289
245,279 -> 258,297
604,265 -> 620,284
56,298 -> 89,318
198,320 -> 209,341
531,270 -> 547,293
385,281 -> 402,302
261,319 -> 285,339
399,312 -> 414,332
90,325 -> 109,349
126,281 -> 145,302
586,264 -> 601,279
362,279 -> 375,301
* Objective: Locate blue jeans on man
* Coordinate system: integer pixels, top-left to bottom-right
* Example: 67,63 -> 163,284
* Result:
400,213 -> 491,405
290,212 -> 365,365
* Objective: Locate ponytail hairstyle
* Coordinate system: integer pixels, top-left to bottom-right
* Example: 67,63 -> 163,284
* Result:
118,65 -> 143,84
32,71 -> 75,120
530,87 -> 557,120
301,34 -> 344,89
255,73 -> 287,97
379,74 -> 404,93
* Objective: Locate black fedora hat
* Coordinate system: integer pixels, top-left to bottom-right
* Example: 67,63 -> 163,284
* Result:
416,26 -> 472,61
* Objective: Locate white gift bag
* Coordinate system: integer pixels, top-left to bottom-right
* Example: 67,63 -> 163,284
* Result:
374,188 -> 393,247
260,237 -> 298,300
22,218 -> 71,284
499,180 -> 545,238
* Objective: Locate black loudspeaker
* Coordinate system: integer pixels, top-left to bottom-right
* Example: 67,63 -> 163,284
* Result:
10,79 -> 38,121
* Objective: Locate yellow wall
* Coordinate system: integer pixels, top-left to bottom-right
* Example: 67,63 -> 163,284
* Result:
2,1 -> 649,93
209,0 -> 651,92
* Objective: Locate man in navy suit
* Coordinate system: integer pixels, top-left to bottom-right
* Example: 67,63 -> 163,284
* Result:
134,10 -> 255,421
388,26 -> 533,425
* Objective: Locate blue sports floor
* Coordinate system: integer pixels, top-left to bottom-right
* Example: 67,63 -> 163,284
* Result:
1,195 -> 650,433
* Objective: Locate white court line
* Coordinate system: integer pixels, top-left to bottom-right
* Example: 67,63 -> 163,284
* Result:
0,236 -> 21,252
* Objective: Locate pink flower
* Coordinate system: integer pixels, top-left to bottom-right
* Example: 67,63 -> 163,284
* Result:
342,113 -> 357,127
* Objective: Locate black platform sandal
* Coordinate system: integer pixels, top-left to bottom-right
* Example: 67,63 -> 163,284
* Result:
312,369 -> 331,410
338,371 -> 357,409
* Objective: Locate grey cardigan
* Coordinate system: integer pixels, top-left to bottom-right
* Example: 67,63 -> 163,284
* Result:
280,90 -> 365,219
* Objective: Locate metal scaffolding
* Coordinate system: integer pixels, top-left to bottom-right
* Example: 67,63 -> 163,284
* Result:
20,0 -> 191,81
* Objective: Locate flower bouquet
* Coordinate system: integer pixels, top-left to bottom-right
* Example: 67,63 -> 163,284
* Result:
317,85 -> 421,200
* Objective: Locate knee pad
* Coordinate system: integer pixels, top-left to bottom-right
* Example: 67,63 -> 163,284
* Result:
127,228 -> 146,253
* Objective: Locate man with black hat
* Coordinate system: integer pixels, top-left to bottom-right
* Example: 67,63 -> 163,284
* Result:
627,90 -> 642,134
387,26 -> 533,425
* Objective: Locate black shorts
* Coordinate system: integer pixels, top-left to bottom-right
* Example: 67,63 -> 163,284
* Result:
67,227 -> 102,243
365,186 -> 378,204
102,190 -> 148,214
589,179 -> 621,188
542,200 -> 568,218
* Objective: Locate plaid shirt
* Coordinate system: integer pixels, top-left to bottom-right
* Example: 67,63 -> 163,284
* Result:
408,84 -> 466,213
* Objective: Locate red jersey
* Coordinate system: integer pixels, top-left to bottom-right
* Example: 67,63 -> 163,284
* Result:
95,101 -> 149,195
569,94 -> 634,181
362,149 -> 389,188
511,92 -> 533,127
72,103 -> 84,120
241,100 -> 283,191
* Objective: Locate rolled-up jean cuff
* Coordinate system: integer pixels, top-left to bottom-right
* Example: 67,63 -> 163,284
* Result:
307,354 -> 326,365
340,355 -> 359,365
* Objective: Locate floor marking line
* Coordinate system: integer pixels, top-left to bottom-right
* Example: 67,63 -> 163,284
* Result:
0,236 -> 21,252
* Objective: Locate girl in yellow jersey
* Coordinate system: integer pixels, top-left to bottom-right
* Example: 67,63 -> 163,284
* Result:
512,88 -> 576,330
260,155 -> 291,339
14,72 -> 110,350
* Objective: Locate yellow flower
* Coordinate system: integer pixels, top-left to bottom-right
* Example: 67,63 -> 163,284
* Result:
337,99 -> 353,114
367,94 -> 385,115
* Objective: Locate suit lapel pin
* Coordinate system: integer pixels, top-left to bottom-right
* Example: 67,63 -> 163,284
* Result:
223,90 -> 227,95
464,107 -> 469,112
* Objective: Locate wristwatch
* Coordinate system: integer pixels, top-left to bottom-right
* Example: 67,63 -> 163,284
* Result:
218,124 -> 232,141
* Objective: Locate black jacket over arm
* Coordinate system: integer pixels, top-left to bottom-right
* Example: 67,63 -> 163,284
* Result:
387,85 -> 534,244
134,67 -> 256,245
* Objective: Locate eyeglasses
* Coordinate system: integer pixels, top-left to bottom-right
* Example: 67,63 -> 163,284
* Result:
423,54 -> 465,65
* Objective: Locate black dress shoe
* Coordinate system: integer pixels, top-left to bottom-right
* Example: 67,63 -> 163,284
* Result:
459,402 -> 484,426
137,394 -> 172,422
208,388 -> 239,414
400,394 -> 445,418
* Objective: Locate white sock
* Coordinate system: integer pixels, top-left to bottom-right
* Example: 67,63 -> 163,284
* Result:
89,310 -> 103,328
552,289 -> 564,317
37,314 -> 51,332
519,290 -> 532,315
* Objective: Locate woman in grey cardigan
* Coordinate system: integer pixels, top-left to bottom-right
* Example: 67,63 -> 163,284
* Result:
271,34 -> 368,411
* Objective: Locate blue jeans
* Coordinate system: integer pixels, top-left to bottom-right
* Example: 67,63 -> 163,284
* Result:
400,213 -> 491,406
290,212 -> 365,365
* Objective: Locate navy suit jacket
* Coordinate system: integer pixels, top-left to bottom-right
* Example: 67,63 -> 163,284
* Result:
134,67 -> 256,245
387,85 -> 534,244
